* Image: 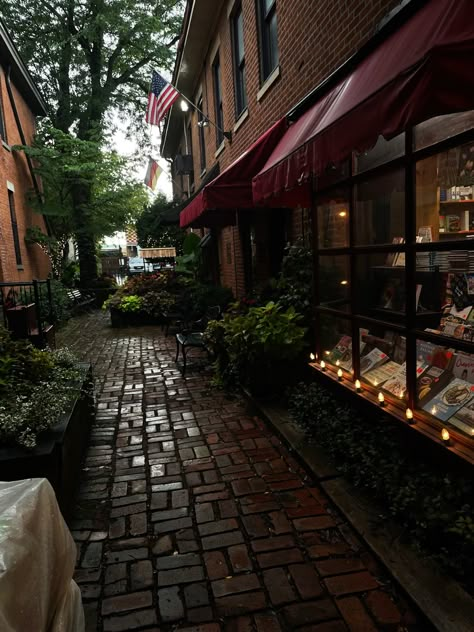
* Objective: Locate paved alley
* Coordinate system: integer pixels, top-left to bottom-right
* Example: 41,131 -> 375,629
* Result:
59,313 -> 428,632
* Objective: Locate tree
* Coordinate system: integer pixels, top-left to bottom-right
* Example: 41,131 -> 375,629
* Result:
136,193 -> 184,255
0,0 -> 183,283
17,124 -> 148,278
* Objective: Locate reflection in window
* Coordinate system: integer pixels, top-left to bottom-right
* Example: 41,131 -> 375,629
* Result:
355,170 -> 405,246
354,133 -> 405,173
414,110 -> 474,150
318,255 -> 350,310
258,0 -> 278,81
355,254 -> 406,322
317,192 -> 349,248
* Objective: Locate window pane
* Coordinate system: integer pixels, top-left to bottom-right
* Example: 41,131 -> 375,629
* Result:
316,190 -> 349,248
414,111 -> 474,150
236,11 -> 244,62
354,169 -> 405,246
354,133 -> 405,173
319,314 -> 352,370
315,160 -> 350,190
415,339 -> 474,440
262,0 -> 275,15
359,326 -> 407,399
268,12 -> 278,71
355,253 -> 406,322
318,255 -> 350,311
416,141 -> 474,242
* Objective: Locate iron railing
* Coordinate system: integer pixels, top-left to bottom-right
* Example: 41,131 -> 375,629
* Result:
0,279 -> 54,347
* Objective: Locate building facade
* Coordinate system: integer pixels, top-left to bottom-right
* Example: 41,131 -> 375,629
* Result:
161,0 -> 402,297
0,20 -> 49,283
163,0 -> 474,463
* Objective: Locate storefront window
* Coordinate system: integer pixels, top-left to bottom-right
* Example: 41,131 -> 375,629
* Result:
416,140 -> 474,242
353,133 -> 405,174
354,169 -> 405,245
316,190 -> 349,248
359,326 -> 407,399
319,314 -> 352,370
414,111 -> 474,151
318,254 -> 350,311
354,253 -> 406,322
415,339 -> 474,439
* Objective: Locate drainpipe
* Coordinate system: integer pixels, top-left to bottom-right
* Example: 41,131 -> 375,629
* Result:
5,65 -> 50,235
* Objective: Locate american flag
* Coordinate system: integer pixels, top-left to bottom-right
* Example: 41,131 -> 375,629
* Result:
146,71 -> 179,126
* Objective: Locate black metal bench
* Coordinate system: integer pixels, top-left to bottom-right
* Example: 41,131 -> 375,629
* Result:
67,289 -> 95,312
175,306 -> 221,375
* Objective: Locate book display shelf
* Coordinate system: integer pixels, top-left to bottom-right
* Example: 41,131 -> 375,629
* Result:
311,110 -> 474,464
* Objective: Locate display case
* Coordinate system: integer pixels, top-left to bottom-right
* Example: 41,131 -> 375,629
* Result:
311,111 -> 474,463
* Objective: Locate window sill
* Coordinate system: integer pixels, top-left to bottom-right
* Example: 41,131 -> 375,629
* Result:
200,169 -> 207,179
2,141 -> 11,152
214,142 -> 225,159
233,109 -> 249,132
257,65 -> 281,102
16,265 -> 24,271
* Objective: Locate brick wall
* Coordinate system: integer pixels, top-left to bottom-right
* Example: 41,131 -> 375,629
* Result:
175,0 -> 403,296
0,69 -> 49,283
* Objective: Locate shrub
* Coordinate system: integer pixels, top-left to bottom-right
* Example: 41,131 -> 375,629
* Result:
38,279 -> 72,324
205,301 -> 307,392
288,381 -> 474,589
117,295 -> 143,313
0,327 -> 82,449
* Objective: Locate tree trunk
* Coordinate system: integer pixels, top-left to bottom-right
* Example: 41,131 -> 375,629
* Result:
73,182 -> 98,286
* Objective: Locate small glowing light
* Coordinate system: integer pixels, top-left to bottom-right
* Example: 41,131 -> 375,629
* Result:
337,368 -> 343,381
335,359 -> 340,366
320,360 -> 326,371
378,392 -> 385,406
431,405 -> 437,415
340,280 -> 348,285
339,210 -> 347,217
405,408 -> 414,422
180,99 -> 189,112
373,380 -> 378,387
441,428 -> 451,444
309,353 -> 315,361
324,350 -> 331,356
355,379 -> 361,393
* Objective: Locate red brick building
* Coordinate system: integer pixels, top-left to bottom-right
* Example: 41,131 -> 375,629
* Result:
0,20 -> 49,283
161,0 -> 402,297
163,0 -> 474,462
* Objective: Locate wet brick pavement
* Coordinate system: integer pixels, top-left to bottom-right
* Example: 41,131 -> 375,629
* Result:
58,312 -> 430,632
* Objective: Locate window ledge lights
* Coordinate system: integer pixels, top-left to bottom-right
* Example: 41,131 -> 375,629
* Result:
214,142 -> 225,159
2,141 -> 11,152
308,362 -> 474,466
257,65 -> 281,103
233,109 -> 249,133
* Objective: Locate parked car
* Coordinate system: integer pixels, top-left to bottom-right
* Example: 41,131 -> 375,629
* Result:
127,257 -> 145,275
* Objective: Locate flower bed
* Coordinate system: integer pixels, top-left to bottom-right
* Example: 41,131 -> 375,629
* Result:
0,328 -> 94,518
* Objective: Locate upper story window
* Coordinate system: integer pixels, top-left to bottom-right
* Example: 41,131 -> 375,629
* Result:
187,122 -> 195,191
231,3 -> 247,117
8,188 -> 22,266
197,96 -> 206,174
212,54 -> 224,147
257,0 -> 279,82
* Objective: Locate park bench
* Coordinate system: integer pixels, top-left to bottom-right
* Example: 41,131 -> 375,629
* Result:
67,289 -> 95,313
175,306 -> 221,375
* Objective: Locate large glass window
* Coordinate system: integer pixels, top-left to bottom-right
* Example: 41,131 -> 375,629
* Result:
416,141 -> 474,242
316,190 -> 349,249
354,170 -> 405,246
355,254 -> 406,322
318,255 -> 350,311
212,54 -> 224,147
231,4 -> 247,117
257,0 -> 278,82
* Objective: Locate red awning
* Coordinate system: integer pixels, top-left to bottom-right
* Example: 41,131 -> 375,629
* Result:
253,0 -> 474,207
180,117 -> 287,228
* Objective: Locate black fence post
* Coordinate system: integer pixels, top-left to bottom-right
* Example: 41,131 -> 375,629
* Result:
33,280 -> 45,348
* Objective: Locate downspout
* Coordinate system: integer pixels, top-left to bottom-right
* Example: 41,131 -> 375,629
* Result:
5,65 -> 51,235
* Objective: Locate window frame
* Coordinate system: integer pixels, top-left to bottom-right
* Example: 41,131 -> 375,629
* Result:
311,119 -> 474,462
230,3 -> 247,118
8,188 -> 22,266
257,0 -> 279,83
212,53 -> 224,147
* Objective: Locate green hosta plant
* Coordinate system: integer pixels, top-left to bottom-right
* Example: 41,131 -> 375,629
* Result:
118,295 -> 143,313
205,301 -> 307,391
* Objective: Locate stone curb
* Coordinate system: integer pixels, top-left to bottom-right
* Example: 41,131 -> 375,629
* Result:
244,391 -> 474,632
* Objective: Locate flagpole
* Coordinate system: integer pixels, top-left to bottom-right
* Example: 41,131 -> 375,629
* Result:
177,91 -> 232,142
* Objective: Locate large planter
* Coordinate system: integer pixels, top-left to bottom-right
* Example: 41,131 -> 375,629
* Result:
0,364 -> 94,520
109,307 -> 164,328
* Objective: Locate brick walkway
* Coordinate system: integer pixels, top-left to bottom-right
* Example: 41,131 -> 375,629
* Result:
59,312 -> 429,632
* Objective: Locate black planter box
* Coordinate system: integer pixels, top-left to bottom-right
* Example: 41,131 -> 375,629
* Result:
0,364 -> 94,520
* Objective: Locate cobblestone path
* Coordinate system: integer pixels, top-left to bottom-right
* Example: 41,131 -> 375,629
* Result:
59,312 -> 428,632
